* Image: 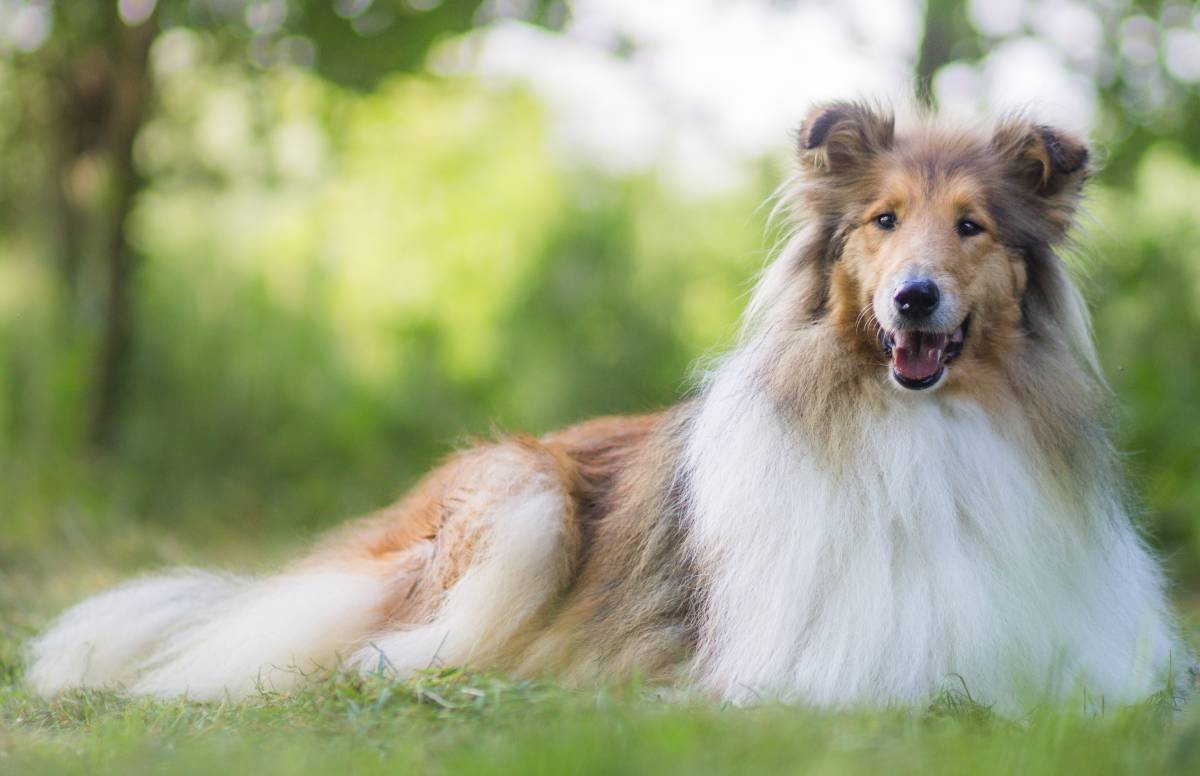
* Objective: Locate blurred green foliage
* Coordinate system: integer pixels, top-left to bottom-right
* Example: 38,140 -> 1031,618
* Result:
0,51 -> 770,557
1088,148 -> 1200,584
2,4 -> 1198,773
0,1 -> 1198,598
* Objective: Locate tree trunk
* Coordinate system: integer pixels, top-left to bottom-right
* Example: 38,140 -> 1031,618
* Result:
89,17 -> 156,450
48,50 -> 110,319
915,0 -> 973,108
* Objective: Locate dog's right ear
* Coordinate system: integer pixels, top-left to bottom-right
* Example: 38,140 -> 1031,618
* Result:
796,102 -> 895,175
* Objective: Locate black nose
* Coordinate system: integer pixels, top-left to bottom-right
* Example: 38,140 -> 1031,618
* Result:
894,280 -> 940,319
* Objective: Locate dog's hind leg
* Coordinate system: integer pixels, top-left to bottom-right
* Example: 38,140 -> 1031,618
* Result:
27,437 -> 583,699
343,438 -> 584,678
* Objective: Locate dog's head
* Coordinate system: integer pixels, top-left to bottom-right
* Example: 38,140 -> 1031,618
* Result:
793,102 -> 1090,394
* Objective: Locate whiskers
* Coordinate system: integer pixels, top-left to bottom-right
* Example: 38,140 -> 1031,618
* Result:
853,306 -> 879,337
852,306 -> 894,369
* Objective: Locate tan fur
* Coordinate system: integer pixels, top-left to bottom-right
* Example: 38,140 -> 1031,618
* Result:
36,103 -> 1167,704
288,105 -> 1105,680
752,104 -> 1100,470
294,411 -> 696,681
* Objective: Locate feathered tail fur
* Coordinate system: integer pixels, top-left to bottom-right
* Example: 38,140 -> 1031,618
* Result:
27,567 -> 389,700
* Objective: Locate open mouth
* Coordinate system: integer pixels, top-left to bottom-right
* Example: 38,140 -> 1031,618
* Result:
879,317 -> 969,390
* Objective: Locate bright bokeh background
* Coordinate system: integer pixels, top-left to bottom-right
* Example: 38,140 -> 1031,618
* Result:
1,1 -> 1199,604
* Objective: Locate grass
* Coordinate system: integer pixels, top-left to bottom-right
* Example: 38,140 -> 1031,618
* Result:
5,664 -> 1200,776
3,522 -> 1200,774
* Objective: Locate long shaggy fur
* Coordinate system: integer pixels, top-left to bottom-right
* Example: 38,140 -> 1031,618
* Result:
28,103 -> 1192,710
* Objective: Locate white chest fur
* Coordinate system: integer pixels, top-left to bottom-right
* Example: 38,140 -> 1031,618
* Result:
683,352 -> 1182,712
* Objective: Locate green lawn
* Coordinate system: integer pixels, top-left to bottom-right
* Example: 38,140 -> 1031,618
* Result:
4,529 -> 1200,775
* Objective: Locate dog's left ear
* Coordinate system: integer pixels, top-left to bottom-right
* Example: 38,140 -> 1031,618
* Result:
992,119 -> 1090,199
992,120 -> 1090,245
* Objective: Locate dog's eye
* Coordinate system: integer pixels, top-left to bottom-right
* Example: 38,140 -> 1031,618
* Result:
956,219 -> 983,237
873,213 -> 897,231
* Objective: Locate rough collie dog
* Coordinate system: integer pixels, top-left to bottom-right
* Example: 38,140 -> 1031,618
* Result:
29,103 -> 1192,713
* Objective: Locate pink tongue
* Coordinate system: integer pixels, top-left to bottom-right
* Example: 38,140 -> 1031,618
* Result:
893,331 -> 949,381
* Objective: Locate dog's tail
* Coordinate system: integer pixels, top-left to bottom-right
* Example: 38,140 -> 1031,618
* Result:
26,567 -> 388,700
